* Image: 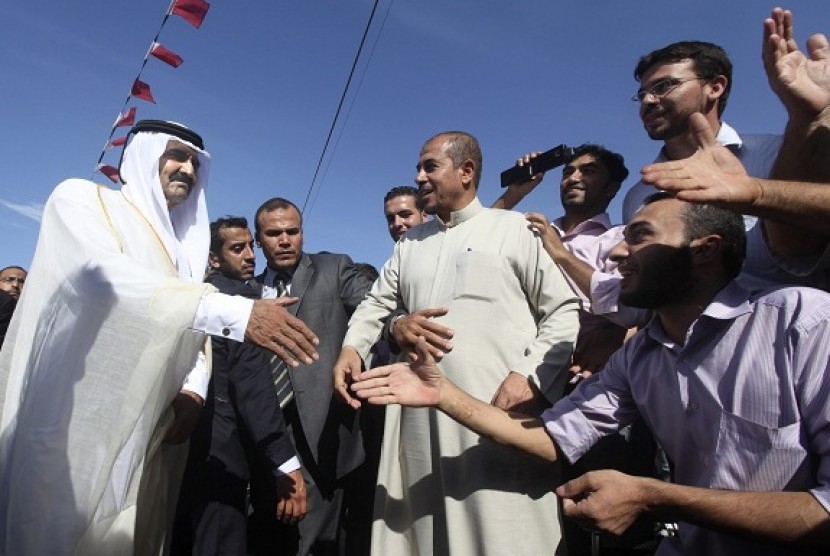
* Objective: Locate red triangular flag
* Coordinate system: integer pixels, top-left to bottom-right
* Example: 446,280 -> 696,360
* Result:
97,164 -> 120,184
171,0 -> 210,29
150,42 -> 183,68
131,79 -> 156,104
113,107 -> 136,128
107,136 -> 127,148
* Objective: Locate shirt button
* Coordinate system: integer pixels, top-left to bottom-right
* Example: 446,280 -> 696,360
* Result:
222,327 -> 231,336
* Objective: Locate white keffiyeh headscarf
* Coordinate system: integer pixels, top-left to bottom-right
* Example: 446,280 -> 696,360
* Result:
120,126 -> 211,282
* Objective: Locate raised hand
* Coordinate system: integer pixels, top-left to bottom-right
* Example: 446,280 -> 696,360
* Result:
763,7 -> 830,121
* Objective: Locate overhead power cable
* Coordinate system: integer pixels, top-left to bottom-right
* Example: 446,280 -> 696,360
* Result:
300,0 -> 382,215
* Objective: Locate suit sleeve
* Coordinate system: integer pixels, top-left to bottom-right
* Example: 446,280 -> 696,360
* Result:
227,341 -> 296,476
342,246 -> 402,360
336,255 -> 376,314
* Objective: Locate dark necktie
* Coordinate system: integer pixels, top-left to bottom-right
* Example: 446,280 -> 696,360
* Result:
270,270 -> 294,407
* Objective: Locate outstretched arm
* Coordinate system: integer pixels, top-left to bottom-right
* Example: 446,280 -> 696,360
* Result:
558,470 -> 830,549
350,338 -> 558,462
641,113 -> 830,238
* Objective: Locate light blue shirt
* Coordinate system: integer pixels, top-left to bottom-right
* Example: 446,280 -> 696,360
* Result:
621,122 -> 782,223
544,281 -> 830,555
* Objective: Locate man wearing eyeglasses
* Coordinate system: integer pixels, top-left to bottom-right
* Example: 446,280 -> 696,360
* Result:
622,41 -> 782,224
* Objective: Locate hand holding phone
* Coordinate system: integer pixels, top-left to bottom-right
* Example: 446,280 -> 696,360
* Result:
500,144 -> 574,188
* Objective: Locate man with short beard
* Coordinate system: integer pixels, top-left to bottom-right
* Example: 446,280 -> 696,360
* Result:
353,192 -> 830,556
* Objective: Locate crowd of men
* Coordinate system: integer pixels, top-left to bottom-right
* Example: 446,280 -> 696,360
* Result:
0,6 -> 828,556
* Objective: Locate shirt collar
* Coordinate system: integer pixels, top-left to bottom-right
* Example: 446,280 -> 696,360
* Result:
656,120 -> 743,162
643,280 -> 752,346
265,265 -> 296,287
552,212 -> 613,236
437,197 -> 483,228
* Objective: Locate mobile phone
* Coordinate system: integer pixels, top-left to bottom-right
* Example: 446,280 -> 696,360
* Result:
500,144 -> 574,188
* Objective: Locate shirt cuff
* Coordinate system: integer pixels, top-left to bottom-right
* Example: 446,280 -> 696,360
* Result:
181,350 -> 209,399
193,292 -> 254,342
277,456 -> 301,475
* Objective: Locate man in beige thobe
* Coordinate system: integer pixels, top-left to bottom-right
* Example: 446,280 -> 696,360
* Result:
334,131 -> 579,555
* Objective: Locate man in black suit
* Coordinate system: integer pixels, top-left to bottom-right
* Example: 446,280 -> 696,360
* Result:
250,198 -> 374,556
171,216 -> 306,555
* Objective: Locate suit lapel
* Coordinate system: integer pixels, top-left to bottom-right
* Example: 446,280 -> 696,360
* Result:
285,253 -> 313,317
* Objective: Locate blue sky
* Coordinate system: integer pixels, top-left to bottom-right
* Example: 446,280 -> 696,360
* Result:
1,1 -> 828,272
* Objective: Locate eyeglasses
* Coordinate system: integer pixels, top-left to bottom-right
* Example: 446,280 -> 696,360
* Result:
631,77 -> 706,102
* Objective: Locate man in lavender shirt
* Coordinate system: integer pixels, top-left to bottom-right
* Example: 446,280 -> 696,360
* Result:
351,193 -> 830,555
493,144 -> 630,378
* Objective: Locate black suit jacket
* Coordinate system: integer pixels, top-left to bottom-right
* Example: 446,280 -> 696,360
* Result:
256,252 -> 374,480
186,273 -> 296,482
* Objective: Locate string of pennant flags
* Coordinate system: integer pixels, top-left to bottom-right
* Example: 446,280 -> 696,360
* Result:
94,0 -> 210,183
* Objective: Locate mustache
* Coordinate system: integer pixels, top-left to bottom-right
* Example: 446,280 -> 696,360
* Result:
169,172 -> 194,187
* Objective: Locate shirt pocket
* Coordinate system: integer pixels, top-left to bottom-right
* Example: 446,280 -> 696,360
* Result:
451,251 -> 512,303
710,411 -> 807,491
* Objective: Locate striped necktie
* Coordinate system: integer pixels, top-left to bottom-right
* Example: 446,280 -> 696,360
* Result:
270,354 -> 294,408
269,271 -> 293,407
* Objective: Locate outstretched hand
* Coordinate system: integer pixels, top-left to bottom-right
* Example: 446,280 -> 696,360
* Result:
350,337 -> 443,407
246,298 -> 319,367
763,7 -> 830,122
641,113 -> 759,207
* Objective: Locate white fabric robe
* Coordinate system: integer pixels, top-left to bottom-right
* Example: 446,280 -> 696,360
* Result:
0,179 -> 213,555
343,198 -> 580,556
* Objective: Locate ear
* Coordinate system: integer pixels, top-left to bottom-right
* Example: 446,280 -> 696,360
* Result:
690,235 -> 721,265
208,251 -> 221,269
459,159 -> 477,188
706,74 -> 728,104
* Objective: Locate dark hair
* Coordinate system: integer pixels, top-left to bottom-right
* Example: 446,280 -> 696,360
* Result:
384,186 -> 424,210
210,216 -> 249,254
254,198 -> 302,239
0,265 -> 26,274
353,262 -> 379,282
643,193 -> 745,279
569,144 -> 629,185
634,41 -> 732,118
427,131 -> 483,187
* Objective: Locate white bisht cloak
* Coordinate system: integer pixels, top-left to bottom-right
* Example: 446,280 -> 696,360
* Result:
0,134 -> 213,554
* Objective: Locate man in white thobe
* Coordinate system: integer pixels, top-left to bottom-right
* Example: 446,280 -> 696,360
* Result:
334,131 -> 580,555
0,120 -> 318,556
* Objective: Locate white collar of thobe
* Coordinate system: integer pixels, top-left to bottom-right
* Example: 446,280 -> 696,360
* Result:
437,197 -> 483,228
